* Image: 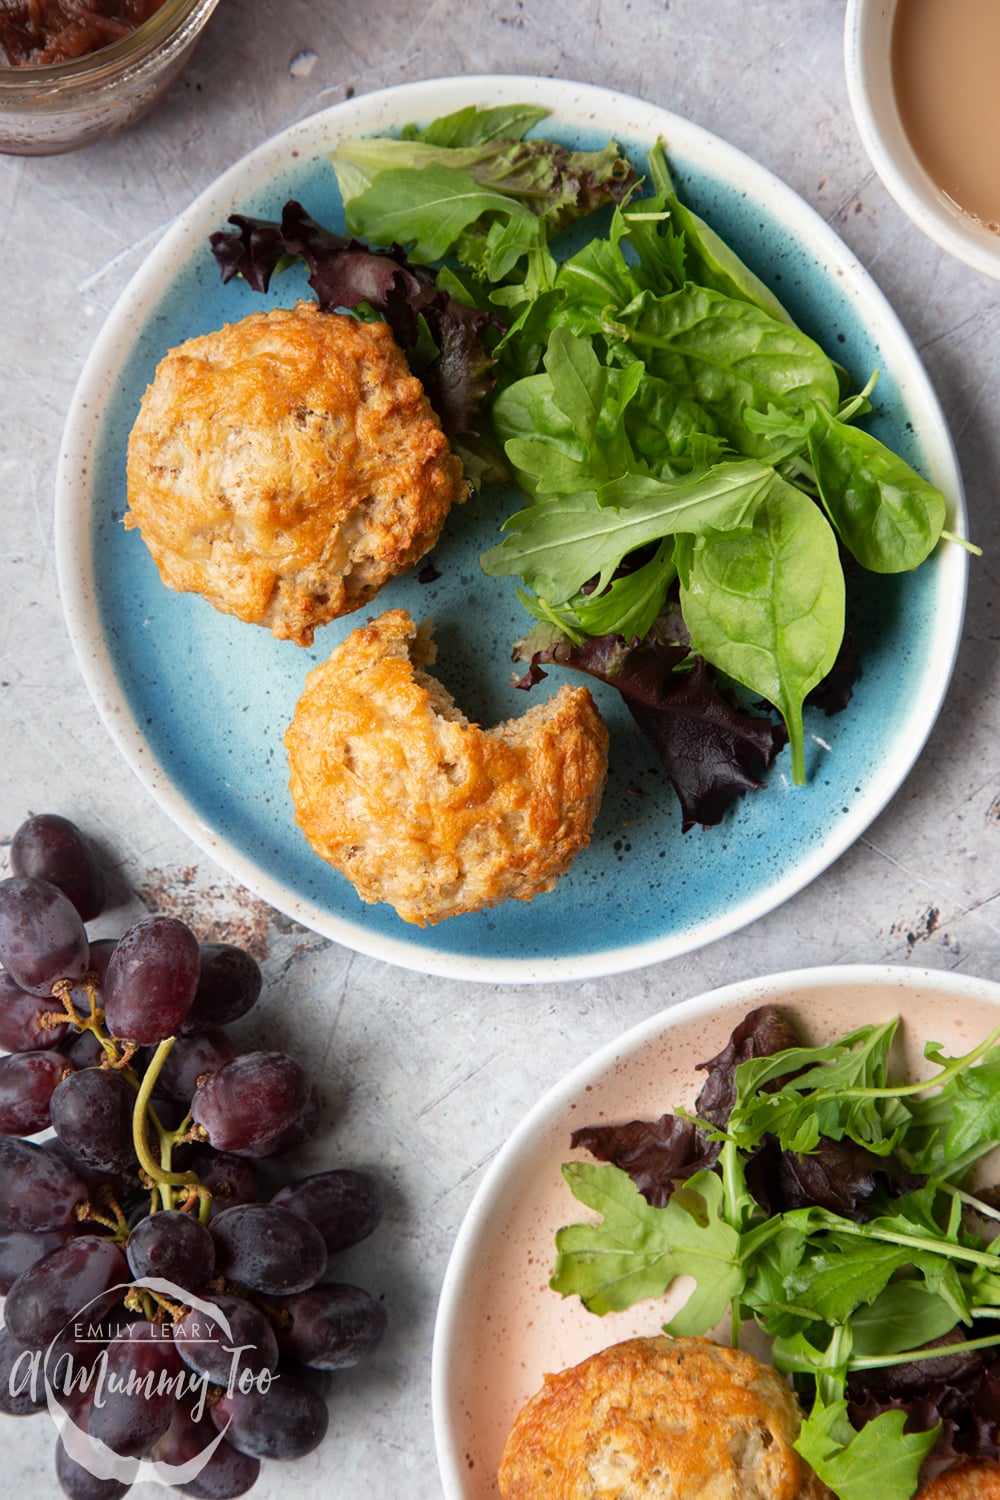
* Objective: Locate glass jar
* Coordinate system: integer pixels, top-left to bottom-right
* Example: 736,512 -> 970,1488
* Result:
0,0 -> 223,156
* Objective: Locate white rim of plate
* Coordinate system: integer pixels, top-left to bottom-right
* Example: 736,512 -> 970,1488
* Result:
55,74 -> 968,984
430,962 -> 1000,1495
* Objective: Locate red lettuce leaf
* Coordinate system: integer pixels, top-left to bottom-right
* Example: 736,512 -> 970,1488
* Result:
515,624 -> 786,830
693,1004 -> 802,1129
569,1006 -> 801,1209
569,1113 -> 719,1211
848,1345 -> 1000,1466
744,1134 -> 927,1221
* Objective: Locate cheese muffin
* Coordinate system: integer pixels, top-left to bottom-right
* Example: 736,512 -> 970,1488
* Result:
283,608 -> 609,925
498,1335 -> 834,1500
125,303 -> 467,645
920,1465 -> 1000,1497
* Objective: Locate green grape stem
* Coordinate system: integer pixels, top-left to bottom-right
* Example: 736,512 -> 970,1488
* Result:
132,1037 -> 212,1220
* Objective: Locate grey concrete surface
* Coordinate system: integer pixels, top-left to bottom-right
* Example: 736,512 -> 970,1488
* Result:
1,1 -> 999,1494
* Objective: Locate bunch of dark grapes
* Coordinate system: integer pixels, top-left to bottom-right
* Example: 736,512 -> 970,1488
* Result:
0,814 -> 387,1499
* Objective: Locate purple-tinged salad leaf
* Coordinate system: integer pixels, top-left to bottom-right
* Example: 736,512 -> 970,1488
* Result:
848,1347 -> 1000,1464
568,1006 -> 801,1210
210,212 -> 290,292
744,1135 -> 926,1221
209,200 -> 503,437
693,1004 -> 803,1129
328,101 -> 639,260
513,620 -> 785,830
569,1114 -> 720,1212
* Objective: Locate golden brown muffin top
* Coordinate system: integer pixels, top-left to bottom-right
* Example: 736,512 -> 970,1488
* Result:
498,1334 -> 834,1500
126,303 -> 466,645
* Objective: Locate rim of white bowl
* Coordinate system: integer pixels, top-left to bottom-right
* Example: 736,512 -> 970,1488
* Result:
844,0 -> 1000,281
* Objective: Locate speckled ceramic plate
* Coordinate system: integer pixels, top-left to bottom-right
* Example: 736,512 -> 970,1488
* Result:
55,76 -> 967,982
431,965 -> 1000,1497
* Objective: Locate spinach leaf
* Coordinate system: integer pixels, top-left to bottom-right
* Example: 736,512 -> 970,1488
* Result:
607,284 -> 842,461
676,477 -> 845,783
646,141 -> 796,326
807,404 -> 946,573
849,1281 -> 967,1358
481,461 -> 777,606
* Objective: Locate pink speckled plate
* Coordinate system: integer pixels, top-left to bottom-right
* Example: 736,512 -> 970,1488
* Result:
431,964 -> 1000,1499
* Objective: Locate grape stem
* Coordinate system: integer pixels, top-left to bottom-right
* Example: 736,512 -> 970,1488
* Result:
132,1038 -> 212,1220
74,1183 -> 130,1243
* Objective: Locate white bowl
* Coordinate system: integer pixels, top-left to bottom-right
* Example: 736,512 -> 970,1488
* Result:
432,963 -> 1000,1499
844,0 -> 1000,279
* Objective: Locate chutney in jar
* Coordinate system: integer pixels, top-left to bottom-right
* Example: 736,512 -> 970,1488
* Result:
0,0 -> 167,67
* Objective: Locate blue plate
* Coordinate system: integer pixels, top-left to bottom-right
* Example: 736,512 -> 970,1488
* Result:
55,76 -> 968,982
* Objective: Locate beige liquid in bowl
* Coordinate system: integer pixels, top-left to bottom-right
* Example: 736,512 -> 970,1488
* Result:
892,0 -> 1000,230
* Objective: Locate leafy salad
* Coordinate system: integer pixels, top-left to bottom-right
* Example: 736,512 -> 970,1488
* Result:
552,1006 -> 1000,1500
210,102 -> 970,828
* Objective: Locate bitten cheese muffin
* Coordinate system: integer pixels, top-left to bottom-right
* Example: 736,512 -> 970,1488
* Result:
125,302 -> 467,646
498,1335 -> 834,1500
283,608 -> 609,925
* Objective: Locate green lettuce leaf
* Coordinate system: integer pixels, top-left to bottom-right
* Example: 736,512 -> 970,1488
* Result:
551,1163 -> 743,1334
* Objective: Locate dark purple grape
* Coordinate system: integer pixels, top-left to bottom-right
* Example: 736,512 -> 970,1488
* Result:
4,1234 -> 128,1347
0,1325 -> 47,1415
156,1030 -> 234,1105
272,1282 -> 387,1369
279,1357 -> 332,1396
154,1401 -> 260,1498
60,1027 -> 108,1069
50,1067 -> 137,1175
272,1168 -> 383,1253
47,1319 -> 127,1395
126,1209 -> 215,1291
179,943 -> 262,1034
0,1136 -> 88,1232
103,915 -> 200,1044
210,1203 -> 326,1295
181,1146 -> 259,1219
261,1081 -> 320,1154
0,1225 -> 74,1293
67,937 -> 118,1017
0,969 -> 69,1050
190,1052 -> 313,1157
173,1294 -> 278,1386
87,1322 -> 183,1457
46,1137 -> 125,1199
0,1048 -> 73,1134
0,876 -> 89,995
209,1370 -> 329,1460
55,1423 -> 131,1499
88,936 -> 118,979
10,814 -> 106,924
